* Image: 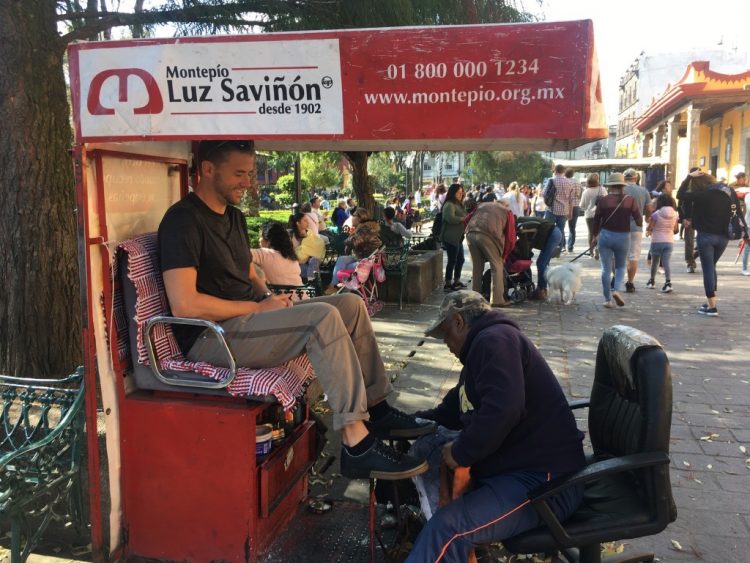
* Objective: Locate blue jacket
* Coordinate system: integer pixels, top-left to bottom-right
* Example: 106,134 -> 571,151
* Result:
418,311 -> 585,478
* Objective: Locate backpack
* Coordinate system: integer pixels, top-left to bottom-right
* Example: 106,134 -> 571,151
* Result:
543,178 -> 556,208
432,211 -> 443,241
378,223 -> 405,248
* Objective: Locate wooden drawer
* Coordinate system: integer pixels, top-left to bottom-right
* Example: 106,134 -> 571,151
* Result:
258,421 -> 316,518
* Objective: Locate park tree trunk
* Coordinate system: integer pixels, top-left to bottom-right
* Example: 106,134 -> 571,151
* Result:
344,151 -> 375,214
0,1 -> 81,376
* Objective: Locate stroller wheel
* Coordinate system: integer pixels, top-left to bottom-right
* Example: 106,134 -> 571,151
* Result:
510,287 -> 526,303
373,301 -> 384,313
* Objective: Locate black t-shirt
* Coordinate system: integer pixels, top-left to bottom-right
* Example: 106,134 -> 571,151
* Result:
158,193 -> 254,352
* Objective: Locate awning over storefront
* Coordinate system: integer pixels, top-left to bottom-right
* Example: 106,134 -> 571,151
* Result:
554,157 -> 667,172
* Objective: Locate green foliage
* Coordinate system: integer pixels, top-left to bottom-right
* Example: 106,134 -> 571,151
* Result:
301,151 -> 342,191
245,210 -> 295,248
276,173 -> 311,203
368,152 -> 402,193
466,151 -> 551,184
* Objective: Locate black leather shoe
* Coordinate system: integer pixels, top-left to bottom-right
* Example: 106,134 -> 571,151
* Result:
365,408 -> 436,440
340,440 -> 428,480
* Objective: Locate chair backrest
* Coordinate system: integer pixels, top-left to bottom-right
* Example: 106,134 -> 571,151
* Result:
114,232 -> 315,408
589,325 -> 672,458
588,325 -> 677,525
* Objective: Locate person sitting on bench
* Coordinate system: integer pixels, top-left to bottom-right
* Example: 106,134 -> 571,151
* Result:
158,139 -> 434,480
406,290 -> 585,561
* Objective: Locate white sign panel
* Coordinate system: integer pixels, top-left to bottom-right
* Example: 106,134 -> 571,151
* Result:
77,39 -> 343,138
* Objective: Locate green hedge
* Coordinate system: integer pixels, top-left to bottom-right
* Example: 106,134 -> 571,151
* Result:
246,210 -> 295,247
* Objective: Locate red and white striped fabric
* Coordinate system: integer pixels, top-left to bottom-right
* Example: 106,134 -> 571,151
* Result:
115,233 -> 314,410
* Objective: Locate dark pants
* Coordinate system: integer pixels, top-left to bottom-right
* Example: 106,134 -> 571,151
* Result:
536,227 -> 562,290
406,468 -> 583,562
567,208 -> 580,251
443,240 -> 465,283
696,232 -> 728,298
684,224 -> 696,268
585,217 -> 598,258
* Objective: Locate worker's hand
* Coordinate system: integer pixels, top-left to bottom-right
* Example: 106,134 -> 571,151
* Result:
442,441 -> 459,470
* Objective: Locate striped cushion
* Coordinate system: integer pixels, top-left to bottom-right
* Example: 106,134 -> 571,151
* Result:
114,232 -> 314,410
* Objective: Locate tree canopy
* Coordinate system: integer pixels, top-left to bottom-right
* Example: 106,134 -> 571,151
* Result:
1,0 -> 538,376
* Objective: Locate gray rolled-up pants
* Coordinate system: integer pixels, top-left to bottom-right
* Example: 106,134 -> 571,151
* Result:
187,292 -> 393,430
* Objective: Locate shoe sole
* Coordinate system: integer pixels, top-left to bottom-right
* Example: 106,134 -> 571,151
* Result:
370,459 -> 429,480
367,422 -> 437,440
612,293 -> 625,307
662,288 -> 673,293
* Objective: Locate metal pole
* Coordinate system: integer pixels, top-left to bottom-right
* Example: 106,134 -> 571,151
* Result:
294,154 -> 301,204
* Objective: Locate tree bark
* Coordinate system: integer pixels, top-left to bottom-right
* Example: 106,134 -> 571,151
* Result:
0,1 -> 81,376
343,151 -> 375,214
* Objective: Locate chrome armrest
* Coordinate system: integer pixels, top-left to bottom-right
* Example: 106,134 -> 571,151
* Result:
144,316 -> 237,389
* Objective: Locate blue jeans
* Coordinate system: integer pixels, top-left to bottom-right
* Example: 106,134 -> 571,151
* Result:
743,239 -> 750,271
696,232 -> 728,298
545,211 -> 568,250
598,229 -> 630,301
443,241 -> 465,283
536,226 -> 562,290
331,255 -> 357,286
649,242 -> 673,282
567,209 -> 580,251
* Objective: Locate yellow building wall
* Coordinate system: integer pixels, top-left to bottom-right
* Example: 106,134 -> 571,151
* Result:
697,123 -> 711,169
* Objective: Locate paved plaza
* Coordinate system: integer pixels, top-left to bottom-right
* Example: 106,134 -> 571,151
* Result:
6,226 -> 749,563
371,228 -> 750,562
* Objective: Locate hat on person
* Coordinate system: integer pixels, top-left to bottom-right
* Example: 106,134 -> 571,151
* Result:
604,172 -> 627,187
736,171 -> 747,178
424,290 -> 491,338
623,168 -> 637,179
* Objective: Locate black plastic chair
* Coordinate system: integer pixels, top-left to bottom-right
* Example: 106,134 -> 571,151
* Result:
503,325 -> 677,563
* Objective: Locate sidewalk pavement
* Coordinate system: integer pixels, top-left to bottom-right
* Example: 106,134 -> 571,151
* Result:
370,228 -> 750,562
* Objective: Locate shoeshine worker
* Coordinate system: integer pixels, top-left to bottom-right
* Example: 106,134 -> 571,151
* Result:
406,290 -> 585,562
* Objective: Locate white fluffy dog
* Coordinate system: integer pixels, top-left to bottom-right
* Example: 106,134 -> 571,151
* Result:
544,263 -> 583,305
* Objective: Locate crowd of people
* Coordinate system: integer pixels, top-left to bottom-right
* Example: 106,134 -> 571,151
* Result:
156,139 -> 748,561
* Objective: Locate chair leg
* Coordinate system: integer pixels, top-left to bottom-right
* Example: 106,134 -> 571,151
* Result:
369,478 -> 377,563
579,544 -> 603,563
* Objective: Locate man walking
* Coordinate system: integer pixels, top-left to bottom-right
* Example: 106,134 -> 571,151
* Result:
623,168 -> 652,292
544,164 -> 578,253
677,167 -> 701,273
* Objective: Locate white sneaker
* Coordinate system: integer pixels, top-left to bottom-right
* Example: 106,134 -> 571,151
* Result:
742,270 -> 750,276
603,300 -> 616,309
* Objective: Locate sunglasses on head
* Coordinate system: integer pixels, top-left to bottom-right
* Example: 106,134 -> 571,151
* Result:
198,140 -> 254,161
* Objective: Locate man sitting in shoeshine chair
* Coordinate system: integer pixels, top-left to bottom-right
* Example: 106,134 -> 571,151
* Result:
406,290 -> 585,562
158,139 -> 434,480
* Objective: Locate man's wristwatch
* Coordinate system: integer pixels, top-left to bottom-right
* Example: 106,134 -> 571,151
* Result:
261,291 -> 273,300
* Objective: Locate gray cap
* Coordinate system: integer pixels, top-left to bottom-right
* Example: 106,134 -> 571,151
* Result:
424,290 -> 491,338
623,168 -> 637,179
736,171 -> 746,178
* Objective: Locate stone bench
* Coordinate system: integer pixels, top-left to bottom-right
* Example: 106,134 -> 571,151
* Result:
378,249 -> 443,304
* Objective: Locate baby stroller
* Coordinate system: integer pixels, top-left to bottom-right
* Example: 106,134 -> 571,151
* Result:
335,246 -> 386,316
481,220 -> 537,304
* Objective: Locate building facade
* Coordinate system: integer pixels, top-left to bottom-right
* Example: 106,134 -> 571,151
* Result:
634,62 -> 750,183
616,48 -> 749,158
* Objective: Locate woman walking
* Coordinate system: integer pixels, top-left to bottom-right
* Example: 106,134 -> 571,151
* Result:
681,172 -> 748,316
645,195 -> 679,293
591,173 -> 643,308
441,183 -> 468,291
579,173 -> 607,259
